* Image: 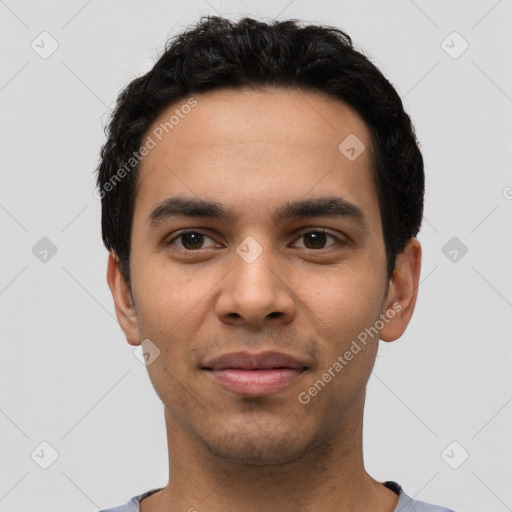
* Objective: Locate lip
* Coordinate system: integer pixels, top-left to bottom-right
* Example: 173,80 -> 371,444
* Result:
202,351 -> 308,396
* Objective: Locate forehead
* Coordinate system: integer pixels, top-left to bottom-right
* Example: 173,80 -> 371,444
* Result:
134,86 -> 380,232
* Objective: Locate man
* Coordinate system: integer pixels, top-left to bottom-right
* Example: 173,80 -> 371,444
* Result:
96,15 -> 456,512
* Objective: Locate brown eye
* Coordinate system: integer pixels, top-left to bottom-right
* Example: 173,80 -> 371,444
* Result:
180,232 -> 204,250
167,231 -> 217,251
293,230 -> 343,250
303,232 -> 327,249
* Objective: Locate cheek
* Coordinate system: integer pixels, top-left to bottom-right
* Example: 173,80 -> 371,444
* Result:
298,264 -> 384,339
132,257 -> 210,332
301,273 -> 382,405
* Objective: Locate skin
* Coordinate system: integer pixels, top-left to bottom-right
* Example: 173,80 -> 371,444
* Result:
107,86 -> 422,512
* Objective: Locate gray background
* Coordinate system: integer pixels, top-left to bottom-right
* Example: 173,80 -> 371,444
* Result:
1,1 -> 511,511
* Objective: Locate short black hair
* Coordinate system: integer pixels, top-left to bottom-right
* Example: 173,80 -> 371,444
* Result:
96,15 -> 424,289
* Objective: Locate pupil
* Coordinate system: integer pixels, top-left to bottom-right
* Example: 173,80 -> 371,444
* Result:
183,233 -> 203,250
305,232 -> 326,249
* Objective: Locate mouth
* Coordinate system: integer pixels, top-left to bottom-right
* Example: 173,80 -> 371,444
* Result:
202,351 -> 308,397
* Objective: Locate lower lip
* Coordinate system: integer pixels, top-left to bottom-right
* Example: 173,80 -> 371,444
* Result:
205,368 -> 305,396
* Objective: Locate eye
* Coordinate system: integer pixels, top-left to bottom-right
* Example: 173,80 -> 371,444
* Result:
166,231 -> 218,251
292,230 -> 344,250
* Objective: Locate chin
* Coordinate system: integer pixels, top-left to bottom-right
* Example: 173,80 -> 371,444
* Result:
195,419 -> 327,466
202,438 -> 310,466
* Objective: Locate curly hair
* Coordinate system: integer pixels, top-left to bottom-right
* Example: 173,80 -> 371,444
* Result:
96,15 -> 424,288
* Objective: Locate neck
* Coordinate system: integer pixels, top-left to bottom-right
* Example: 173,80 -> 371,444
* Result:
141,392 -> 399,512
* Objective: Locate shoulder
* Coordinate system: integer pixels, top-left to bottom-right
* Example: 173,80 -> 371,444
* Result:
97,495 -> 140,512
386,481 -> 457,512
98,488 -> 163,512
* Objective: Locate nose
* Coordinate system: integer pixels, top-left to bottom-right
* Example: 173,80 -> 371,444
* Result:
214,240 -> 296,328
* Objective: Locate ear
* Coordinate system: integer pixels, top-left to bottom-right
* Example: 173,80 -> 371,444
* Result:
106,251 -> 141,346
379,238 -> 422,342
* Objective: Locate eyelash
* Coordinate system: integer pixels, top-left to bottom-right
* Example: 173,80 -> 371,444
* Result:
166,229 -> 347,252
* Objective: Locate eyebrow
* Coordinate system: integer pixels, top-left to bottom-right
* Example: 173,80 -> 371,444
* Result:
148,195 -> 370,233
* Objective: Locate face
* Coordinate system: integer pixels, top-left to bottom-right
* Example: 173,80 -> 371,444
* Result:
108,86 -> 420,465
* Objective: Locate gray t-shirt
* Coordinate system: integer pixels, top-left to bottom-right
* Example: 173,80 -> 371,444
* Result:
98,481 -> 456,511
